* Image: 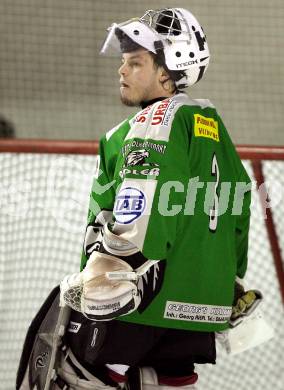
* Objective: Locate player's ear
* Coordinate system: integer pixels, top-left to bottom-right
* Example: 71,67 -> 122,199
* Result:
159,67 -> 175,93
159,67 -> 170,83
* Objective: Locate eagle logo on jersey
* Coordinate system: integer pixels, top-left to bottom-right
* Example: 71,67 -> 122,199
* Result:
124,149 -> 149,167
120,149 -> 160,179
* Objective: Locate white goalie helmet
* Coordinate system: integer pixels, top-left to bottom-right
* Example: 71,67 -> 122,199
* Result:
100,8 -> 210,88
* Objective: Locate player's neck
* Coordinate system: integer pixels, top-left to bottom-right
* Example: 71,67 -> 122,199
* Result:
140,90 -> 182,109
140,96 -> 167,109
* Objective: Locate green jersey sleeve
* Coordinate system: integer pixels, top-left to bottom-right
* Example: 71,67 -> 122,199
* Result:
80,120 -> 130,270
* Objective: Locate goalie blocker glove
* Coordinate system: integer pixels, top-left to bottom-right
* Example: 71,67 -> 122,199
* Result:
229,281 -> 263,327
60,250 -> 159,321
216,281 -> 274,355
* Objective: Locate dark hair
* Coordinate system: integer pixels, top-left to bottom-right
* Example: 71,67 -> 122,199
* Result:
115,29 -> 142,53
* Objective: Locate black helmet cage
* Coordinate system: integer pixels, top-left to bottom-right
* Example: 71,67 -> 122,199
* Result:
140,8 -> 192,43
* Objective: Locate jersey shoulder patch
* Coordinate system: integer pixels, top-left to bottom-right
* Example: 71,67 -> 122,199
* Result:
174,96 -> 219,142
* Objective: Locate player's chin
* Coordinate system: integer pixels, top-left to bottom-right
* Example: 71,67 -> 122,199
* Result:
120,90 -> 140,107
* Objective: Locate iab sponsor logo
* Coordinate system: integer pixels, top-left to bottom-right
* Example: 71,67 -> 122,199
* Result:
114,187 -> 146,224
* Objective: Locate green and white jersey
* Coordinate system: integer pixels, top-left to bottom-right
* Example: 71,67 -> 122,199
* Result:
81,93 -> 251,332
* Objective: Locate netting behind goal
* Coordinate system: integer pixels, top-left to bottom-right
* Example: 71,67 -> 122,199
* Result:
0,141 -> 283,390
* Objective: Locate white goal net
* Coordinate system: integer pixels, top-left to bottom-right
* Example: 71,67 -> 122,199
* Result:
0,141 -> 283,390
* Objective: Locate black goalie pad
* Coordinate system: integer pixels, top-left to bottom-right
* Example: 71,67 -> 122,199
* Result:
16,285 -> 70,390
16,285 -> 108,389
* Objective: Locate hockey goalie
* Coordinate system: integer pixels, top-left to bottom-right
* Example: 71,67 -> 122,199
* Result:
16,6 -> 274,390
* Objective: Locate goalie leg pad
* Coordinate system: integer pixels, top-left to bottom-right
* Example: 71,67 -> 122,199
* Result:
56,348 -> 117,390
16,286 -> 71,390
